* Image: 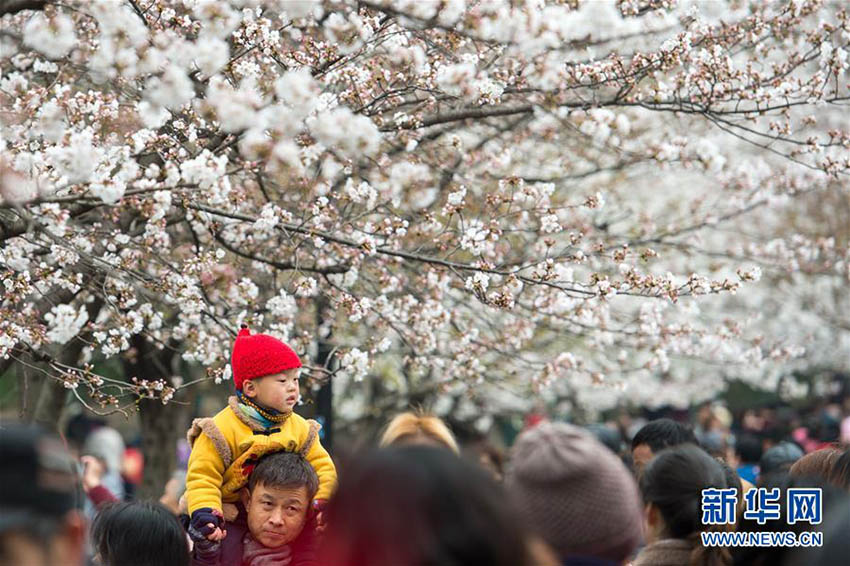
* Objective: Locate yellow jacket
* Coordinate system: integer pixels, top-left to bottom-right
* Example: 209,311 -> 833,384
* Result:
186,396 -> 337,514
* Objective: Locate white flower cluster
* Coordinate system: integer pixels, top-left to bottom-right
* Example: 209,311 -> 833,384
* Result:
45,304 -> 88,345
253,203 -> 282,234
324,12 -> 373,55
23,13 -> 76,59
180,150 -> 231,202
145,66 -> 194,112
465,272 -> 490,293
45,128 -> 105,185
540,213 -> 561,233
435,59 -> 505,105
3,0 -> 850,426
87,1 -> 148,80
340,348 -> 369,382
575,109 -> 632,145
204,76 -> 264,133
192,36 -> 230,76
275,68 -> 320,114
310,107 -> 382,158
193,0 -> 241,39
460,219 -> 491,255
328,267 -> 359,289
344,179 -> 378,208
385,161 -> 433,206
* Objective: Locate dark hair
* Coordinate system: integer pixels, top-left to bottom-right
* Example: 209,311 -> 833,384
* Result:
640,444 -> 730,566
91,501 -> 189,566
716,457 -> 743,498
247,450 -> 319,500
64,413 -> 105,451
641,444 -> 726,538
734,434 -> 763,464
321,446 -> 531,566
827,448 -> 850,491
632,418 -> 697,453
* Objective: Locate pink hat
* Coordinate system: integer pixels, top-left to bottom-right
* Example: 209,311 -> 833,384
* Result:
506,422 -> 643,563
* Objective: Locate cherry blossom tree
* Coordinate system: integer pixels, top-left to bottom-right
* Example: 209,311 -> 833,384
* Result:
1,0 -> 849,465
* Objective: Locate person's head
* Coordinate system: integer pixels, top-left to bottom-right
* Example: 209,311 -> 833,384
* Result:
90,501 -> 189,566
827,448 -> 850,491
231,325 -> 302,412
789,447 -> 842,481
82,426 -> 125,474
631,418 -> 697,476
241,451 -> 318,548
321,445 -> 531,566
379,412 -> 459,454
0,423 -> 86,566
585,423 -> 624,455
759,441 -> 803,478
700,431 -> 728,458
63,413 -> 105,456
734,433 -> 763,466
506,422 -> 642,564
640,444 -> 727,545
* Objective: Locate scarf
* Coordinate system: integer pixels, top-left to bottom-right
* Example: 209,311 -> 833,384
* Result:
236,390 -> 291,428
242,531 -> 292,566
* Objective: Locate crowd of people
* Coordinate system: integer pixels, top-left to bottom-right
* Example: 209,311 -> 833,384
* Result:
3,411 -> 850,566
2,328 -> 849,566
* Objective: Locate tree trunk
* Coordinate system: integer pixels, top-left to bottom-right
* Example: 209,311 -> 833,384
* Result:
137,397 -> 186,501
124,335 -> 187,501
31,377 -> 68,430
31,296 -> 104,430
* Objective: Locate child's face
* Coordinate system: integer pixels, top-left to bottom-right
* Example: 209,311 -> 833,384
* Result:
244,368 -> 300,412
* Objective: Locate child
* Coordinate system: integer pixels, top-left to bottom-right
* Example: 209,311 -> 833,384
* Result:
185,325 -> 337,541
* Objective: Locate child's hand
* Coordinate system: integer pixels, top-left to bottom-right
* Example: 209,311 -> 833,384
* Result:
206,526 -> 227,542
189,508 -> 227,542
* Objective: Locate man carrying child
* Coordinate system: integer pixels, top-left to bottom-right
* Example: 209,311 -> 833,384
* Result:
185,326 -> 336,544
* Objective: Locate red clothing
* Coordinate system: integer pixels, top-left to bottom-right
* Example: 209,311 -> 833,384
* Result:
87,485 -> 118,508
191,513 -> 318,566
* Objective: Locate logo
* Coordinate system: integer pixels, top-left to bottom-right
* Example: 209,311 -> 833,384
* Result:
787,488 -> 822,525
700,487 -> 824,548
700,487 -> 826,526
743,487 -> 782,525
701,487 -> 738,525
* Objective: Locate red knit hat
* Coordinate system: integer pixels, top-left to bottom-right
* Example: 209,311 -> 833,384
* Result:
230,326 -> 302,390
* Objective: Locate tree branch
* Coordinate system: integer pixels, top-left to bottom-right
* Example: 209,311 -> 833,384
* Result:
0,0 -> 47,16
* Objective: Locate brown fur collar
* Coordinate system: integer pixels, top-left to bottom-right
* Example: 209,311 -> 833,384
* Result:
300,419 -> 321,457
186,417 -> 233,469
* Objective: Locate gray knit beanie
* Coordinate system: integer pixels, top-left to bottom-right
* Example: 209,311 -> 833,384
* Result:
506,422 -> 643,563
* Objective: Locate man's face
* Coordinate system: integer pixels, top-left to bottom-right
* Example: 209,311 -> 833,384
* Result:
245,369 -> 300,412
632,443 -> 654,477
243,483 -> 310,548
